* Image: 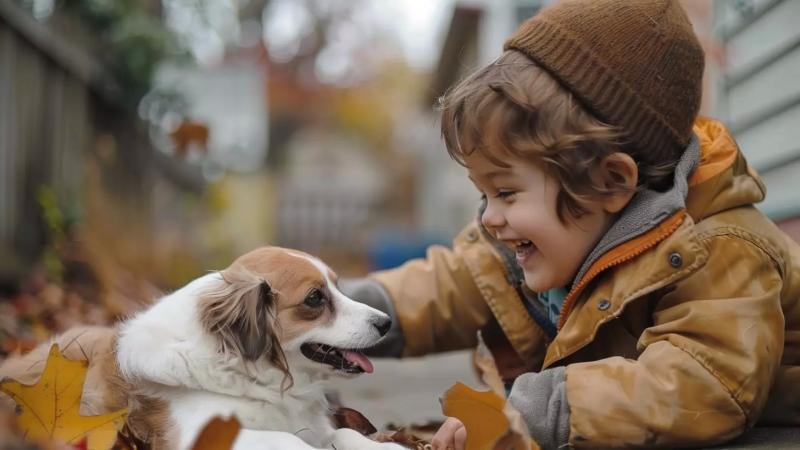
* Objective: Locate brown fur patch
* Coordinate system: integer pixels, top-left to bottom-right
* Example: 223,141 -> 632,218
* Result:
198,270 -> 290,382
224,248 -> 337,343
126,394 -> 176,449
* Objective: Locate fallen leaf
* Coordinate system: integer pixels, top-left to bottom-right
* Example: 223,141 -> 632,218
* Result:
0,344 -> 127,450
372,429 -> 430,450
332,407 -> 428,449
441,382 -> 539,450
332,407 -> 378,435
190,416 -> 241,450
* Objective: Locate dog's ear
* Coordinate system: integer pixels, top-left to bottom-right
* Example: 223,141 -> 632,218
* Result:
232,280 -> 272,360
199,273 -> 287,371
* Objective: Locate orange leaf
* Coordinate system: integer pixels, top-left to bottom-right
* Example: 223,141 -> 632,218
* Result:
190,416 -> 242,450
441,383 -> 539,450
0,344 -> 127,450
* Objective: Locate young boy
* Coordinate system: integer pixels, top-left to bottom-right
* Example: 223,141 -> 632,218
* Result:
343,0 -> 800,448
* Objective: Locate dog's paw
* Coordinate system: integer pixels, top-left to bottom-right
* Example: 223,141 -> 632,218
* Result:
330,428 -> 406,450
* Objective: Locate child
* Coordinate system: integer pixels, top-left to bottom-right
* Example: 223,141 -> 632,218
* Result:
343,0 -> 800,448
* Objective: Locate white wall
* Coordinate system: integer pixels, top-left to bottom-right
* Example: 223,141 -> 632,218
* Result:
715,0 -> 800,220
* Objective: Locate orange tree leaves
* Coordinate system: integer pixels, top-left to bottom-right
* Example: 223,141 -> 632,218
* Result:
0,345 -> 127,450
441,382 -> 539,450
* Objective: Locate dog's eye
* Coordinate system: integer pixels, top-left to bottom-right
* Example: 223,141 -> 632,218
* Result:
304,289 -> 327,308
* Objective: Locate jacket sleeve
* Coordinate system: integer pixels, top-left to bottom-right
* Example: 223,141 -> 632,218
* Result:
562,233 -> 785,448
365,224 -> 497,357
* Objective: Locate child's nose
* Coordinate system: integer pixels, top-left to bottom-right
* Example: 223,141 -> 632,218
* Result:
481,202 -> 506,230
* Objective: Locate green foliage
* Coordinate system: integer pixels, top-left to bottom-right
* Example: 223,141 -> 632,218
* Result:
68,0 -> 183,101
36,186 -> 66,282
19,0 -> 184,103
106,13 -> 178,101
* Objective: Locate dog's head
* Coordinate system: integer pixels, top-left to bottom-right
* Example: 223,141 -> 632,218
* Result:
198,247 -> 391,382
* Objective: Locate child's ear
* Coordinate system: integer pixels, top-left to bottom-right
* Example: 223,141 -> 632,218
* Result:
599,152 -> 638,214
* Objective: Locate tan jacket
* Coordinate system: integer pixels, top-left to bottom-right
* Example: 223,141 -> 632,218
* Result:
371,118 -> 800,447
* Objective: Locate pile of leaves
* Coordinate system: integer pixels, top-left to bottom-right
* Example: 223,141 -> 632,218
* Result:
0,191 -> 155,365
0,274 -> 113,363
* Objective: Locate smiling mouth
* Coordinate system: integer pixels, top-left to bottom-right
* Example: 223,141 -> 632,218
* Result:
300,343 -> 374,374
512,240 -> 536,259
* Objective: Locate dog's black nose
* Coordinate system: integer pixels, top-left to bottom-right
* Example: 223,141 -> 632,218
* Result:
373,317 -> 391,337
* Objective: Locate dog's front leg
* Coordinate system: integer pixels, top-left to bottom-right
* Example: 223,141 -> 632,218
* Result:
329,428 -> 407,450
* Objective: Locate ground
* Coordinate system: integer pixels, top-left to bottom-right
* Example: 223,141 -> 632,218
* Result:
329,350 -> 481,430
330,351 -> 800,450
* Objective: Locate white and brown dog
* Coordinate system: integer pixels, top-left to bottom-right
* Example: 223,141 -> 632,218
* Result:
0,247 -> 405,450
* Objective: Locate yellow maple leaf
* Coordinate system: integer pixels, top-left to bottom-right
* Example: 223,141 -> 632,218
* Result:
0,344 -> 128,450
190,416 -> 242,450
442,382 -> 539,450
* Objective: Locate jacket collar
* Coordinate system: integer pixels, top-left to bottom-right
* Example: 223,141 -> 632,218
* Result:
685,117 -> 766,220
572,135 -> 700,288
553,116 -> 771,330
553,136 -> 700,330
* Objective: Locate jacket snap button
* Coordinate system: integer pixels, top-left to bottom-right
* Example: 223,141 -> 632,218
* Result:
668,252 -> 683,268
466,231 -> 478,242
597,299 -> 611,311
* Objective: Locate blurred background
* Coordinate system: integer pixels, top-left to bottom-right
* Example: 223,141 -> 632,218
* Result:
1,0 -> 799,429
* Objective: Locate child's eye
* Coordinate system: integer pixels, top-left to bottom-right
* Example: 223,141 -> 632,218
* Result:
495,191 -> 517,201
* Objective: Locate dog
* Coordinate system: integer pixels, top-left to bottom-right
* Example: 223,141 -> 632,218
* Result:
0,247 -> 406,450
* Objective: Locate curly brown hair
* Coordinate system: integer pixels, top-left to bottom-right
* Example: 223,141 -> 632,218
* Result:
439,50 -> 681,222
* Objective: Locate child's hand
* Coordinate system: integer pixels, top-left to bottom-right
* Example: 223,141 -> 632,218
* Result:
431,417 -> 467,450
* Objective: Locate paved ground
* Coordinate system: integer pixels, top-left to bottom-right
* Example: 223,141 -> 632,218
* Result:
328,350 -> 481,429
328,351 -> 800,449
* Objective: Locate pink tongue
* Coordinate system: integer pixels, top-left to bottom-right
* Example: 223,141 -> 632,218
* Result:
342,351 -> 374,374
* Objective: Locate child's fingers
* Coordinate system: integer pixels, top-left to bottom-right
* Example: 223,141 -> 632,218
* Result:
432,417 -> 465,450
454,424 -> 467,449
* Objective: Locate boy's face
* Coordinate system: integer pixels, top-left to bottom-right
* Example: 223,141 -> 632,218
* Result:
465,152 -> 614,293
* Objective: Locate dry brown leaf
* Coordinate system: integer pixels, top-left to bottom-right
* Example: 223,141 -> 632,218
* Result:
0,345 -> 127,450
372,429 -> 431,450
332,407 -> 378,436
441,382 -> 539,450
189,416 -> 241,450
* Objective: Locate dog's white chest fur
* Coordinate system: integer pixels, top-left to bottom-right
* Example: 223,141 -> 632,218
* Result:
166,384 -> 334,449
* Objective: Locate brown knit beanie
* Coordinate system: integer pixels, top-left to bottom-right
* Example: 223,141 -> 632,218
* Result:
504,0 -> 704,158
